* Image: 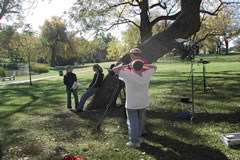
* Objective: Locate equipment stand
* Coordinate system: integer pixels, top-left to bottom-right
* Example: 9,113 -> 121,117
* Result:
182,59 -> 208,123
190,59 -> 195,123
195,61 -> 216,94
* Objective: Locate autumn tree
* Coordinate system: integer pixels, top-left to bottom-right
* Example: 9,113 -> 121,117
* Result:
106,38 -> 126,61
18,24 -> 38,85
195,3 -> 240,54
40,17 -> 70,67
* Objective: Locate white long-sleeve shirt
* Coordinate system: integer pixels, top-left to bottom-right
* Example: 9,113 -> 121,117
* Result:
119,68 -> 156,109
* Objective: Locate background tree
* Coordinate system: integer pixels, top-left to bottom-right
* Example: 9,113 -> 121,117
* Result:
40,17 -> 70,67
106,38 -> 126,61
18,24 -> 37,85
0,0 -> 38,21
195,5 -> 240,54
233,38 -> 240,52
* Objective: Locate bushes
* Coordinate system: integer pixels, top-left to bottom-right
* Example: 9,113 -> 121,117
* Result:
32,64 -> 49,73
7,63 -> 19,69
0,67 -> 6,77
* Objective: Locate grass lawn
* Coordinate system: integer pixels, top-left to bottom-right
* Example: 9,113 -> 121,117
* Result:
0,54 -> 240,160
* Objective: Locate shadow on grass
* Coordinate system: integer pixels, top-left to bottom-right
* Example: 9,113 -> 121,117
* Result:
147,107 -> 240,124
141,132 -> 228,160
0,144 -> 2,160
0,88 -> 40,120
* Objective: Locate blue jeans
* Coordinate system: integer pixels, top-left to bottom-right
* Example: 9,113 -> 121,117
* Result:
77,87 -> 98,110
66,89 -> 78,109
126,108 -> 146,144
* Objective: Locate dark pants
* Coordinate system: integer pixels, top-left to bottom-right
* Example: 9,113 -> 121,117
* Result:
77,87 -> 98,110
66,89 -> 78,109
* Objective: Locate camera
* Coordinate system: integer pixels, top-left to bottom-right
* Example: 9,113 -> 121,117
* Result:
176,38 -> 199,60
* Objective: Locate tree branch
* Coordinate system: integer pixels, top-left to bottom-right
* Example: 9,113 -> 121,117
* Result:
150,2 -> 167,9
196,33 -> 220,44
200,1 -> 240,16
150,12 -> 181,27
110,1 -> 139,8
106,18 -> 140,31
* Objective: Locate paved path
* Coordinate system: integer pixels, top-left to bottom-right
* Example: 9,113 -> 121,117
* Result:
0,70 -> 91,86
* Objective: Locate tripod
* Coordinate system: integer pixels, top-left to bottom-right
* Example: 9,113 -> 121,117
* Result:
195,60 -> 216,93
179,58 -> 208,123
96,75 -> 126,130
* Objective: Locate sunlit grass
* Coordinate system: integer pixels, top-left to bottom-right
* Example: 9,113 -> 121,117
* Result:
0,54 -> 240,160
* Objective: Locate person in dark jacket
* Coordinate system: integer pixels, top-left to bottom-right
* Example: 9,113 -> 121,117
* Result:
64,65 -> 79,110
76,64 -> 104,112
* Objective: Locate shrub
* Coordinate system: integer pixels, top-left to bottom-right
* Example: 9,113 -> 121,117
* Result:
7,63 -> 19,69
0,67 -> 6,77
32,64 -> 49,73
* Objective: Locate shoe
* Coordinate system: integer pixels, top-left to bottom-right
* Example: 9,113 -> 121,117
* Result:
126,142 -> 141,148
68,108 -> 73,111
74,109 -> 83,113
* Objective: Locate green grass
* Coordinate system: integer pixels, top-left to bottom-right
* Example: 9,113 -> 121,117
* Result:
0,55 -> 240,160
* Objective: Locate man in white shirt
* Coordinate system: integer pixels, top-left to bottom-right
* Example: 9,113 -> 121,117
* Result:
113,60 -> 157,148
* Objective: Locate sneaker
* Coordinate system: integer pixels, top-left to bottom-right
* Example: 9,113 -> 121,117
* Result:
126,141 -> 141,148
68,108 -> 73,111
73,109 -> 83,113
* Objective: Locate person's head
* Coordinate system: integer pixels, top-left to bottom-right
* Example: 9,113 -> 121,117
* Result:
93,64 -> 103,73
129,48 -> 142,60
132,60 -> 144,72
66,65 -> 73,73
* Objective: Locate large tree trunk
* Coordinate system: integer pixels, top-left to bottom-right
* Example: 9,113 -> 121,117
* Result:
139,0 -> 152,43
50,46 -> 56,67
87,0 -> 202,110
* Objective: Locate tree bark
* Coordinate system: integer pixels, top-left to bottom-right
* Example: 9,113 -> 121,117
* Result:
139,0 -> 152,43
88,0 -> 202,110
50,46 -> 56,67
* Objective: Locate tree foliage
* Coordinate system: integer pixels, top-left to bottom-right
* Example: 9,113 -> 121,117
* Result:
0,0 -> 39,21
106,38 -> 126,61
195,3 -> 240,54
40,17 -> 70,67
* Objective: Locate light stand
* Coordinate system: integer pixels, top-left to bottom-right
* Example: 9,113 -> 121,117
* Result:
195,59 -> 216,94
190,58 -> 195,123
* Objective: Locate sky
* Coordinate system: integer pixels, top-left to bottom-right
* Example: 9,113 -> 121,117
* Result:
21,0 -> 124,39
24,0 -> 75,32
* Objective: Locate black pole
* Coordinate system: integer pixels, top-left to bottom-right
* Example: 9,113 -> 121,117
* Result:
203,64 -> 206,92
191,59 -> 195,123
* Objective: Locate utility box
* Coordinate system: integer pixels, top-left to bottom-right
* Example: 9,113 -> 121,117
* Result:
220,133 -> 240,147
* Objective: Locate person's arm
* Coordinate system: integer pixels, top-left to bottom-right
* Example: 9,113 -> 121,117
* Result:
112,64 -> 128,75
64,75 -> 67,86
90,73 -> 101,88
74,74 -> 77,82
89,73 -> 97,88
143,64 -> 157,71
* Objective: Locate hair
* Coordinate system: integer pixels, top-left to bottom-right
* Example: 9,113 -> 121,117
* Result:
133,60 -> 144,71
66,65 -> 72,71
93,64 -> 103,73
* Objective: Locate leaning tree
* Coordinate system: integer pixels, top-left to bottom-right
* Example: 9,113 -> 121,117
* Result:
75,0 -> 239,109
87,0 -> 202,109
